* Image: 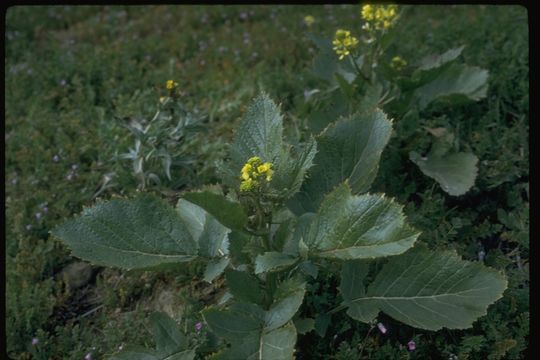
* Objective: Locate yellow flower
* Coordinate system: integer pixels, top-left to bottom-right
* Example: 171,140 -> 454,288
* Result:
304,15 -> 315,27
361,5 -> 374,21
257,163 -> 271,174
166,80 -> 178,90
247,156 -> 262,166
361,4 -> 399,31
390,56 -> 407,70
265,168 -> 274,182
240,178 -> 256,192
332,29 -> 359,60
239,158 -> 274,192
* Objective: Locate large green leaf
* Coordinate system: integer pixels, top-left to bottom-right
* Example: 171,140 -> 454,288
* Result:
203,257 -> 230,283
151,312 -> 188,354
292,110 -> 392,213
265,279 -> 306,331
204,280 -> 304,359
110,312 -> 194,360
182,191 -> 248,231
340,244 -> 507,330
417,45 -> 465,71
225,270 -> 264,305
230,93 -> 283,169
305,183 -> 419,260
52,195 -> 198,270
410,151 -> 478,196
176,199 -> 229,258
271,137 -> 318,199
255,252 -> 298,274
203,303 -> 297,360
413,63 -> 489,110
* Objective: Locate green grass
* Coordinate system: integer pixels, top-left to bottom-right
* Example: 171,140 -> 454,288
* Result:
6,5 -> 528,359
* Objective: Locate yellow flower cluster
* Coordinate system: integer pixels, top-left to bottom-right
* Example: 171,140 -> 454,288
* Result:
304,15 -> 315,27
390,56 -> 407,71
332,29 -> 359,60
361,4 -> 398,30
166,80 -> 178,90
240,156 -> 274,192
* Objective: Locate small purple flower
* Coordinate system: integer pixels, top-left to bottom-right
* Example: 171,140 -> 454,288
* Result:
195,322 -> 203,332
43,206 -> 49,213
11,178 -> 17,185
407,340 -> 416,351
53,154 -> 60,162
31,338 -> 39,346
84,353 -> 92,360
239,12 -> 248,20
66,173 -> 74,181
26,224 -> 32,231
60,79 -> 67,86
71,164 -> 78,170
377,322 -> 387,334
35,212 -> 43,220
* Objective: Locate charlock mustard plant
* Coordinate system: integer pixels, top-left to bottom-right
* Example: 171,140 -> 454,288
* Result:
332,29 -> 359,60
53,93 -> 506,359
361,4 -> 398,31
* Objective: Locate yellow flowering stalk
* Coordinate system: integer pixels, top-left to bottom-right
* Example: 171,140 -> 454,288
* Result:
304,15 -> 315,27
240,156 -> 274,192
390,56 -> 407,71
361,4 -> 398,30
332,29 -> 359,60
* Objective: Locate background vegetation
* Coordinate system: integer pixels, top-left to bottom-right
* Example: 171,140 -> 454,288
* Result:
6,5 -> 528,359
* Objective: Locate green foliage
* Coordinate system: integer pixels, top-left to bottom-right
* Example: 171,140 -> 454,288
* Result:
6,4 -> 528,360
53,92 -> 507,359
340,244 -> 507,330
110,312 -> 195,360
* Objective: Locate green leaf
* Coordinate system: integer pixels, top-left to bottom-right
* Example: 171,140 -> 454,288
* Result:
293,318 -> 315,334
292,110 -> 393,213
265,279 -> 306,331
183,191 -> 248,231
410,150 -> 479,196
52,195 -> 198,270
203,302 -> 264,341
417,46 -> 465,71
176,199 -> 229,258
306,183 -> 420,260
339,260 -> 372,321
341,244 -> 507,330
204,257 -> 230,283
260,322 -> 297,360
306,88 -> 350,135
255,252 -> 298,274
230,93 -> 283,168
111,313 -> 195,360
271,137 -> 318,199
413,63 -> 489,110
208,323 -> 296,360
225,270 -> 264,304
151,312 -> 187,354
